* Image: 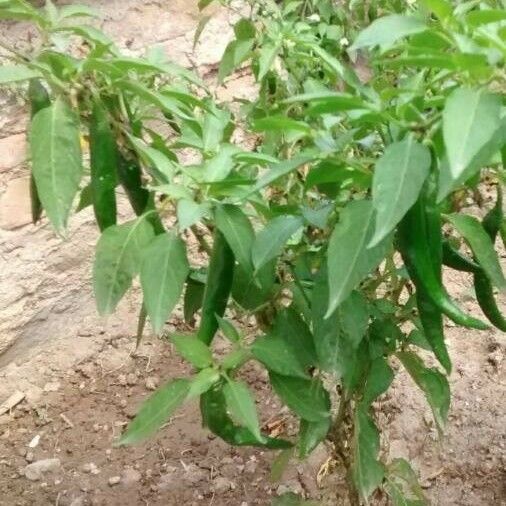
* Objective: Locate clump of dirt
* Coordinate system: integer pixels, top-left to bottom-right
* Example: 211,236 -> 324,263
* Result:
0,2 -> 505,505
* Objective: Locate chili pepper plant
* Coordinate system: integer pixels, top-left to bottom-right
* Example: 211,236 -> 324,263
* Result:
1,0 -> 505,504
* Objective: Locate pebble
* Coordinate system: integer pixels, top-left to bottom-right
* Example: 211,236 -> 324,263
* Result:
126,373 -> 138,386
118,374 -> 127,386
25,451 -> 34,463
108,476 -> 121,486
145,376 -> 159,391
121,466 -> 142,485
24,458 -> 61,481
213,476 -> 235,493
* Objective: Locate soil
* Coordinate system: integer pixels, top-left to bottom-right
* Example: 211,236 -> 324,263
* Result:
0,2 -> 505,505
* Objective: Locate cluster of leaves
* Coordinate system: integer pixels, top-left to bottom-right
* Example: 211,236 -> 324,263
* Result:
1,0 -> 505,504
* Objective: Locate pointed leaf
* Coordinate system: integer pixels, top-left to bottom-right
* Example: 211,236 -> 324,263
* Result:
298,418 -> 331,458
0,64 -> 41,83
327,200 -> 391,316
215,204 -> 255,270
171,334 -> 213,369
93,217 -> 154,314
352,406 -> 384,499
397,351 -> 450,431
370,137 -> 431,246
351,15 -> 427,50
224,380 -> 262,441
269,373 -> 330,422
177,199 -> 208,230
188,368 -> 220,398
252,215 -> 304,272
140,233 -> 189,333
30,97 -> 83,234
446,213 -> 506,292
119,379 -> 189,445
442,89 -> 502,188
362,357 -> 394,406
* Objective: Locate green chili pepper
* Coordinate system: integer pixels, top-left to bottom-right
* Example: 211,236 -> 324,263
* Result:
442,241 -> 481,273
398,194 -> 488,330
117,151 -> 150,216
116,150 -> 164,234
89,99 -> 118,231
197,229 -> 235,345
473,186 -> 506,332
28,79 -> 51,224
200,386 -> 292,449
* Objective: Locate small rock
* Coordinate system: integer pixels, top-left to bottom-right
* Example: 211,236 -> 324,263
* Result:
28,434 -> 40,448
121,466 -> 142,485
118,374 -> 127,386
44,382 -> 60,393
70,497 -> 86,506
244,460 -> 257,474
213,476 -> 234,493
276,480 -> 305,496
183,464 -> 207,485
126,373 -> 138,386
17,447 -> 27,457
145,376 -> 159,391
108,476 -> 121,486
119,399 -> 127,408
82,462 -> 100,475
24,458 -> 61,481
25,451 -> 34,463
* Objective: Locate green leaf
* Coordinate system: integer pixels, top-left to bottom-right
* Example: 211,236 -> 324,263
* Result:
362,357 -> 394,406
177,199 -> 208,230
127,135 -> 175,184
352,406 -> 384,500
466,9 -> 506,27
232,261 -> 276,311
216,315 -> 241,343
248,153 -> 316,195
193,15 -> 211,49
397,351 -> 450,431
184,275 -> 205,323
93,217 -> 154,315
218,38 -> 254,83
252,215 -> 304,273
284,91 -> 365,109
298,417 -> 331,458
224,380 -> 262,442
269,373 -> 330,422
215,204 -> 255,271
30,97 -> 82,234
171,334 -> 213,369
339,291 -> 370,349
351,15 -> 427,50
234,18 -> 256,40
258,41 -> 280,80
188,367 -> 220,398
442,89 -> 502,192
140,233 -> 189,334
446,214 -> 506,292
421,0 -> 453,21
385,458 -> 427,506
0,64 -> 41,83
58,4 -> 99,20
203,144 -> 239,182
119,379 -> 189,445
252,116 -> 311,134
327,200 -> 392,316
370,137 -> 431,247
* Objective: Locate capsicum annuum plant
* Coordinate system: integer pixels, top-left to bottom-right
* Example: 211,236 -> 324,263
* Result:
1,0 -> 505,504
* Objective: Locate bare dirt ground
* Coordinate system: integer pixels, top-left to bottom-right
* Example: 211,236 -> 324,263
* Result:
0,2 -> 505,505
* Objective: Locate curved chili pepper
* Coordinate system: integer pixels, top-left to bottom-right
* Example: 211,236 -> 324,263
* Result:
197,229 -> 235,345
442,241 -> 481,273
473,186 -> 506,331
398,194 -> 488,330
28,79 -> 51,224
89,99 -> 118,231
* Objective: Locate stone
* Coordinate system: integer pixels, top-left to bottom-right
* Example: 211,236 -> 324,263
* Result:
126,373 -> 138,386
121,466 -> 142,485
145,376 -> 159,391
0,177 -> 32,230
0,133 -> 27,172
24,458 -> 61,481
213,476 -> 234,493
108,475 -> 121,486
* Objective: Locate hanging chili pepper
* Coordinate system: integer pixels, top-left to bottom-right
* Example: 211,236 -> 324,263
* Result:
89,99 -> 118,231
28,79 -> 51,224
197,229 -> 235,345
